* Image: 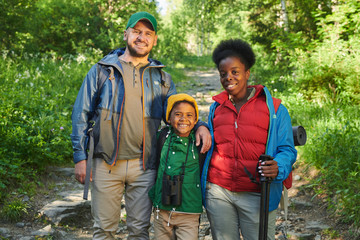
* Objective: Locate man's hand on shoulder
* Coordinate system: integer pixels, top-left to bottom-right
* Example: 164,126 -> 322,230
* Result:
195,125 -> 212,154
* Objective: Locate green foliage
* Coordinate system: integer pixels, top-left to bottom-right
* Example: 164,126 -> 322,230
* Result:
0,0 -> 37,51
162,67 -> 187,86
278,0 -> 360,104
248,0 -> 331,52
210,0 -> 250,45
1,0 -> 158,55
0,50 -> 100,198
280,92 -> 360,228
155,0 -> 228,60
315,0 -> 360,41
28,0 -> 106,54
288,37 -> 360,104
1,199 -> 29,222
154,14 -> 189,64
249,44 -> 292,91
306,116 -> 360,225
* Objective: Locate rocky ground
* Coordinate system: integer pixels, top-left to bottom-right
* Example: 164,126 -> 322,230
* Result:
0,69 -> 354,240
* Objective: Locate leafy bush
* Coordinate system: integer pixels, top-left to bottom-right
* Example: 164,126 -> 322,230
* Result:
250,45 -> 293,92
1,0 -> 158,55
302,118 -> 360,226
288,37 -> 360,104
0,50 -> 98,199
280,92 -> 360,229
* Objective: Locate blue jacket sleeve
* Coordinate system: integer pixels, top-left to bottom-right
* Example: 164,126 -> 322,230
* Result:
70,64 -> 98,164
272,104 -> 297,182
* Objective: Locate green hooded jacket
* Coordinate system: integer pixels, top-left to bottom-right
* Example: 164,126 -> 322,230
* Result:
149,127 -> 202,213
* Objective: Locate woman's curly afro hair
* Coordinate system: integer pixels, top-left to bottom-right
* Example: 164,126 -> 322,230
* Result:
212,39 -> 256,70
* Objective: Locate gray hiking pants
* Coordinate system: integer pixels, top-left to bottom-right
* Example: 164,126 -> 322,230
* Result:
206,182 -> 276,240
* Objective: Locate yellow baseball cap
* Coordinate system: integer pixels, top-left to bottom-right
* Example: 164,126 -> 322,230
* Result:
166,93 -> 199,123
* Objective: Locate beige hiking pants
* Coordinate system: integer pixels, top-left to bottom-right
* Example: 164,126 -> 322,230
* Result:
91,158 -> 156,240
153,209 -> 200,240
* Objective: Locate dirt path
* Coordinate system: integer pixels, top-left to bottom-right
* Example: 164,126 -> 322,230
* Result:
0,69 -> 351,240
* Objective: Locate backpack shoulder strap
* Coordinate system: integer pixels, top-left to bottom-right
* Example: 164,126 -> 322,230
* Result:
272,97 -> 281,113
272,97 -> 293,189
95,64 -> 114,108
197,144 -> 206,172
160,70 -> 171,101
156,126 -> 206,176
96,63 -> 111,91
156,126 -> 170,169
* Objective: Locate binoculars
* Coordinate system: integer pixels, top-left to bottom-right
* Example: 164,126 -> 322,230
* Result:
162,174 -> 184,206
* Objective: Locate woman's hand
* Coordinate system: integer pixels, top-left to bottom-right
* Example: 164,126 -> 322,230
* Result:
258,160 -> 279,179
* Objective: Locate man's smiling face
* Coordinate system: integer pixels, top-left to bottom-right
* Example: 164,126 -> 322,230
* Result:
123,20 -> 157,58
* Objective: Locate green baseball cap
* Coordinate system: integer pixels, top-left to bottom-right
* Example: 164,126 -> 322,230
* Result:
126,11 -> 157,33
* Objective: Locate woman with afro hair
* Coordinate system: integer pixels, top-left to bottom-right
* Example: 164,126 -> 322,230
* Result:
200,39 -> 297,240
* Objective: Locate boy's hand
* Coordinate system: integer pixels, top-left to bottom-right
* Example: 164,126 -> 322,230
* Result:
195,125 -> 212,153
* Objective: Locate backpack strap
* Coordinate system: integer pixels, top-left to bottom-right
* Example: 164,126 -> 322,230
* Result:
272,97 -> 281,113
94,64 -> 112,104
156,126 -> 206,173
156,126 -> 171,169
83,64 -> 112,200
272,97 -> 293,189
96,63 -> 111,90
198,143 -> 206,172
160,70 -> 171,102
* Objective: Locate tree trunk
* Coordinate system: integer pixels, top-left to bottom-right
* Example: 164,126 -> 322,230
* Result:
281,0 -> 289,31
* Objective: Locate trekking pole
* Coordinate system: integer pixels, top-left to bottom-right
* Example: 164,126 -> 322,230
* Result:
258,154 -> 274,240
258,126 -> 307,240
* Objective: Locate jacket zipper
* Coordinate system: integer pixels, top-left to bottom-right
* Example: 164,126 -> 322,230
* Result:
233,116 -> 238,186
112,97 -> 125,168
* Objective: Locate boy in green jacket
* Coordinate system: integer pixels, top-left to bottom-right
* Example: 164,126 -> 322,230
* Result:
149,93 -> 204,240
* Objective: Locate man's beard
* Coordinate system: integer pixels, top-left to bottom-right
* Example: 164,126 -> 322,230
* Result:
127,42 -> 150,58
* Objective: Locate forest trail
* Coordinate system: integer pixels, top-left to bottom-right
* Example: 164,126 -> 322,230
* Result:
0,69 -> 350,240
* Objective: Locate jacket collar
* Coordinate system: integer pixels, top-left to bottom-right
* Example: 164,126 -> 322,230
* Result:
99,47 -> 165,67
212,85 -> 265,105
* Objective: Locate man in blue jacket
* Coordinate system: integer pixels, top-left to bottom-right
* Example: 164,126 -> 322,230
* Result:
71,11 -> 211,240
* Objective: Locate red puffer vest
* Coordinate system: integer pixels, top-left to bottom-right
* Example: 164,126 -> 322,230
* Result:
207,85 -> 269,192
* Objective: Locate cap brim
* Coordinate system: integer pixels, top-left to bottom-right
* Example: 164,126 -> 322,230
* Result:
129,18 -> 155,31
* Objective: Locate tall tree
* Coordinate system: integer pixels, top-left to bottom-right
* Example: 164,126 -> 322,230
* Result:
181,0 -> 224,55
247,0 -> 332,52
